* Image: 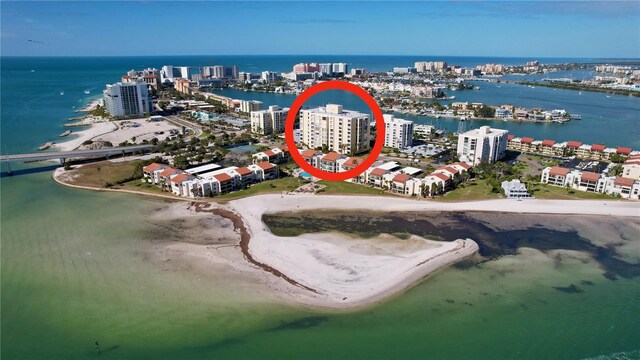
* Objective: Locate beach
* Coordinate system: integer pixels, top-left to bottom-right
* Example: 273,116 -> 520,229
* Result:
127,193 -> 638,310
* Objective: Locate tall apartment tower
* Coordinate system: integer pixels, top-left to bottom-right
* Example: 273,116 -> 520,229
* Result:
456,126 -> 509,166
383,114 -> 414,149
103,82 -> 153,118
300,104 -> 370,155
250,105 -> 290,135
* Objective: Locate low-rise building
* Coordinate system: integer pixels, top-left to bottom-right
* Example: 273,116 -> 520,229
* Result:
501,179 -> 532,199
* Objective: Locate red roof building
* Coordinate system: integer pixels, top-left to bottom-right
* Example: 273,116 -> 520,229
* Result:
542,140 -> 556,147
159,168 -> 182,178
370,168 -> 387,177
392,174 -> 411,184
256,161 -> 275,170
507,134 -> 515,141
343,157 -> 362,169
591,144 -> 606,152
616,147 -> 632,155
235,167 -> 253,176
566,141 -> 583,149
521,137 -> 534,144
549,166 -> 571,177
322,152 -> 341,162
170,173 -> 195,184
301,149 -> 320,158
580,171 -> 601,182
143,163 -> 167,173
214,173 -> 233,182
432,173 -> 450,182
614,177 -> 635,187
264,150 -> 276,157
453,162 -> 472,170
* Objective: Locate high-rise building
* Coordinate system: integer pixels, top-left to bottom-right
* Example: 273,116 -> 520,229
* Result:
240,100 -> 263,113
319,63 -> 333,76
383,114 -> 413,149
300,104 -> 370,155
250,105 -> 290,135
261,71 -> 278,83
103,82 -> 153,118
332,63 -> 348,76
457,126 -> 509,166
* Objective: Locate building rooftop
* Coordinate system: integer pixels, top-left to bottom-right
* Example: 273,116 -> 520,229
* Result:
370,168 -> 388,177
591,144 -> 606,152
614,176 -> 636,187
171,173 -> 195,184
580,171 -> 601,182
549,166 -> 571,176
616,147 -> 632,155
343,157 -> 363,169
257,161 -> 275,170
143,163 -> 168,173
566,141 -> 583,148
392,173 -> 411,183
185,163 -> 222,175
322,152 -> 341,162
542,139 -> 556,147
377,161 -> 401,171
214,173 -> 233,182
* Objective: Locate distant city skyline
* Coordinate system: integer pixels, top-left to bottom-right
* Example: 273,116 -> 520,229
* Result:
2,1 -> 639,58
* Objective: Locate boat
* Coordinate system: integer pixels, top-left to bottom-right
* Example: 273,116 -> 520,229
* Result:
570,114 -> 582,120
84,90 -> 91,94
30,69 -> 36,73
38,142 -> 54,151
59,91 -> 64,96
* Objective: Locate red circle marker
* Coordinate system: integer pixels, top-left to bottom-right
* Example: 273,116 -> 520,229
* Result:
284,81 -> 386,182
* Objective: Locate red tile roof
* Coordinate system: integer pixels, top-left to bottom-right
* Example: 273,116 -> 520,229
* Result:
235,167 -> 253,176
256,161 -> 275,170
370,168 -> 387,177
264,150 -> 276,157
343,157 -> 362,169
521,137 -> 534,144
453,162 -> 472,170
614,176 -> 635,187
301,149 -> 320,158
322,152 -> 341,162
591,144 -> 606,152
159,168 -> 182,177
549,166 -> 571,177
279,145 -> 289,152
214,173 -> 233,182
143,163 -> 167,173
566,141 -> 582,149
171,173 -> 195,184
580,171 -> 600,182
392,173 -> 411,184
442,166 -> 459,175
616,147 -> 632,155
432,173 -> 450,182
507,134 -> 515,141
542,139 -> 556,147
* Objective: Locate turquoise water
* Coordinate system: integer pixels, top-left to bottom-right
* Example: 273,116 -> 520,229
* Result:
300,172 -> 312,179
2,56 -> 640,359
212,83 -> 640,148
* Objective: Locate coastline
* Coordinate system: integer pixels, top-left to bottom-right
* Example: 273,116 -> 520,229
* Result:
52,170 -> 640,310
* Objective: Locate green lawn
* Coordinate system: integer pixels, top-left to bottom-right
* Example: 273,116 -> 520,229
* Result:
316,180 -> 395,196
529,183 -> 616,200
435,179 -> 503,201
214,177 -> 306,201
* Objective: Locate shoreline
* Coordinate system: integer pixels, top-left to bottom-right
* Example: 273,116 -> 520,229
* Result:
52,171 -> 640,309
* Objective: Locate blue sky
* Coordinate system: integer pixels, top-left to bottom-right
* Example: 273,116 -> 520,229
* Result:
2,1 -> 639,58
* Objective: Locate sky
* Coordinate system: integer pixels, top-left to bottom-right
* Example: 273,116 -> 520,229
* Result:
2,1 -> 639,58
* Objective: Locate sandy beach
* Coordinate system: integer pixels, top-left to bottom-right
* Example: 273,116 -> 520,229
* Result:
54,117 -> 179,151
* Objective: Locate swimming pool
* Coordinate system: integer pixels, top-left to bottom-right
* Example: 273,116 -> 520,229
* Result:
299,172 -> 312,179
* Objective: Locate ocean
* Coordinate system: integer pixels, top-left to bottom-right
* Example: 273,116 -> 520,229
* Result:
1,56 -> 639,359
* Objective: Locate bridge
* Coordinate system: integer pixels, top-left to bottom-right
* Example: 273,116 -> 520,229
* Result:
0,144 -> 156,163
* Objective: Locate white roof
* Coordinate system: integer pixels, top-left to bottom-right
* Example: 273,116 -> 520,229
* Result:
185,163 -> 222,174
199,166 -> 239,179
400,166 -> 422,175
377,161 -> 401,171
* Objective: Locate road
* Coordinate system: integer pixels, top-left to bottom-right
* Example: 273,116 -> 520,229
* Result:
0,144 -> 156,162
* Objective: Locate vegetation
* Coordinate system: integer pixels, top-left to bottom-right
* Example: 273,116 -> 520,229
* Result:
436,179 -> 503,201
514,81 -> 640,97
88,105 -> 110,118
214,177 -> 305,201
317,181 -> 394,196
528,183 -> 615,200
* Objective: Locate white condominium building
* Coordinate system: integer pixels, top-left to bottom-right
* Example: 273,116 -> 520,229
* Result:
103,81 -> 153,118
250,105 -> 290,135
457,126 -> 509,166
383,114 -> 413,149
240,100 -> 263,113
300,104 -> 370,155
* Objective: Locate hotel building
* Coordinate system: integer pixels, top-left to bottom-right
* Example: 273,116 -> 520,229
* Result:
240,100 -> 263,113
250,105 -> 290,135
456,126 -> 509,166
103,81 -> 153,118
383,114 -> 413,149
300,104 -> 371,155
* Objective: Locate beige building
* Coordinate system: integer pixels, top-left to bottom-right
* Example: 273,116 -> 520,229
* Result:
250,105 -> 289,135
300,104 -> 371,155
